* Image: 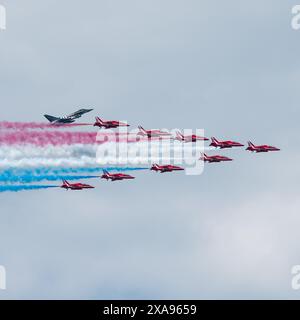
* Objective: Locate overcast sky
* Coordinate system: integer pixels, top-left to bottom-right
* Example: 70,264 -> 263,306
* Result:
0,0 -> 300,299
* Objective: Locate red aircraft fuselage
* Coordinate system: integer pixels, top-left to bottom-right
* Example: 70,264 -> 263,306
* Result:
61,180 -> 94,190
137,126 -> 171,139
174,131 -> 209,142
210,137 -> 244,149
246,141 -> 280,153
200,153 -> 233,163
101,171 -> 135,181
150,164 -> 184,173
94,117 -> 129,129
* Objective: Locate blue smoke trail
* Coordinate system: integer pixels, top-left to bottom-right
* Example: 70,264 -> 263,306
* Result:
0,174 -> 99,184
0,167 -> 147,184
0,185 -> 58,193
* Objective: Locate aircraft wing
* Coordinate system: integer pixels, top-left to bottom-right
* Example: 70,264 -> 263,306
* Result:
44,114 -> 75,124
67,108 -> 93,119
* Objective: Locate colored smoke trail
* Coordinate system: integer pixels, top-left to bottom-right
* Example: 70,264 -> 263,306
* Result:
0,173 -> 99,184
0,167 -> 146,183
0,131 -> 144,146
0,185 -> 58,193
0,131 -> 99,146
0,121 -> 93,130
0,166 -> 147,176
0,167 -> 147,183
0,157 -> 102,168
0,143 -> 213,163
0,145 -> 99,161
38,166 -> 148,174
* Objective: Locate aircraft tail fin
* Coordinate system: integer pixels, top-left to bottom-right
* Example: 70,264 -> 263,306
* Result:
96,117 -> 103,124
102,169 -> 110,175
211,137 -> 219,144
176,131 -> 183,139
44,115 -> 59,123
248,141 -> 255,148
138,126 -> 147,134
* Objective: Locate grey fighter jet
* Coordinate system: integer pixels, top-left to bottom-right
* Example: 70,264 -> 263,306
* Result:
44,108 -> 93,124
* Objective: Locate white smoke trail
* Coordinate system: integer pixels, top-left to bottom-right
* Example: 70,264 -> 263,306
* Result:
0,144 -> 98,161
0,143 -> 214,160
0,142 -> 216,169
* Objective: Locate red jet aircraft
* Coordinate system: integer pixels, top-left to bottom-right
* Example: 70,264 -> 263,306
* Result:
174,131 -> 209,142
210,137 -> 244,149
137,126 -> 171,139
200,153 -> 233,163
246,141 -> 280,153
61,180 -> 95,190
101,170 -> 135,181
150,164 -> 184,173
94,117 -> 129,129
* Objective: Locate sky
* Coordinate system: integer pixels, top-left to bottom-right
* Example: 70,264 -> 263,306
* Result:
0,0 -> 300,299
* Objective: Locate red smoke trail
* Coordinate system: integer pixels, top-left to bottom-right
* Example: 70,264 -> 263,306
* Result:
0,131 -> 103,146
0,131 -> 151,146
0,121 -> 94,130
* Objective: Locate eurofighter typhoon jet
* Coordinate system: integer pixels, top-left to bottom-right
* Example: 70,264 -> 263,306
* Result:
44,108 -> 93,124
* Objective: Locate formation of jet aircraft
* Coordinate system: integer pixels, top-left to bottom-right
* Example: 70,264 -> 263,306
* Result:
41,109 -> 280,190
